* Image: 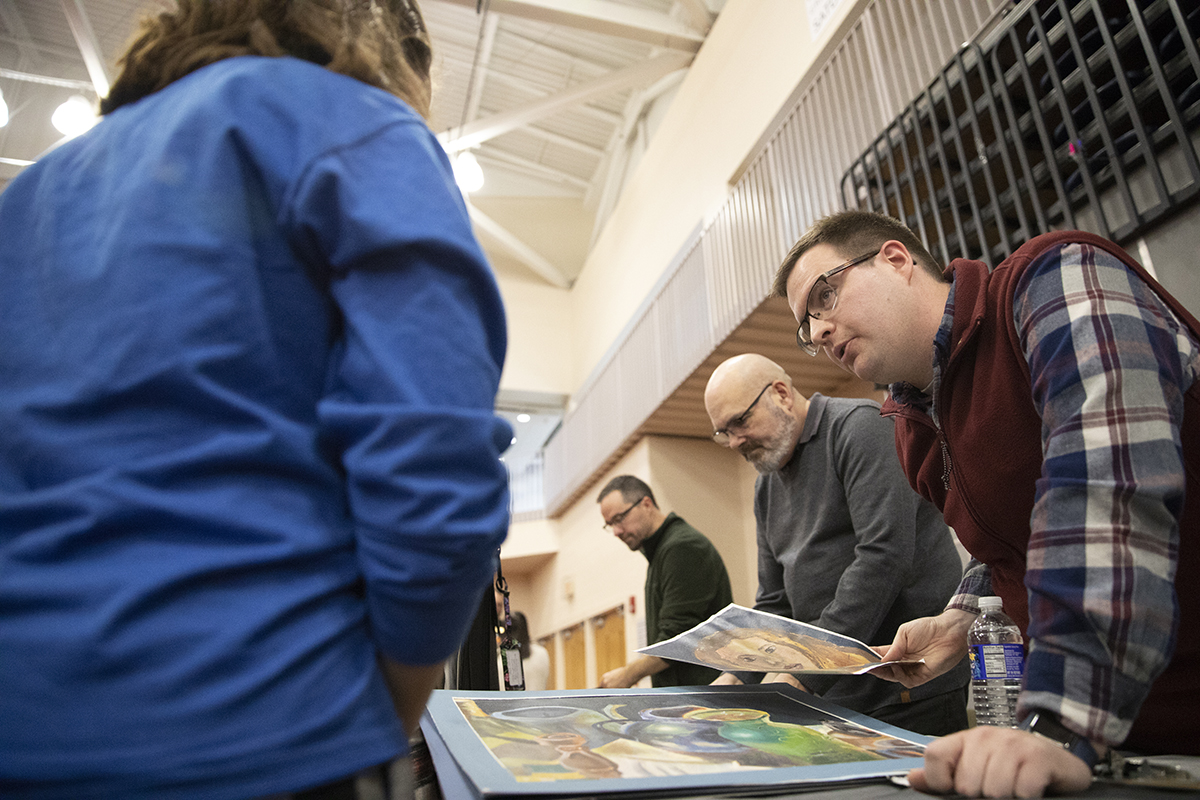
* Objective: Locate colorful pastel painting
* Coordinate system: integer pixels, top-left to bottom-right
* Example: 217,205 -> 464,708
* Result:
420,685 -> 930,798
640,604 -> 918,675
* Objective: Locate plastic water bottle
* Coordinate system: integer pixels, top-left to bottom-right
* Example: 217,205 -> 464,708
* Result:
968,596 -> 1024,727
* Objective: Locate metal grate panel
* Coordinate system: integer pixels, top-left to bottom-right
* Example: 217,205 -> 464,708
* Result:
844,0 -> 1200,265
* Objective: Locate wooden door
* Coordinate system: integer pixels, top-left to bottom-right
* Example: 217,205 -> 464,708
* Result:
561,622 -> 586,689
591,605 -> 626,684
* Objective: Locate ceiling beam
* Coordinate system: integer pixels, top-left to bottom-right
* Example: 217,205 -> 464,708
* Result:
0,33 -> 79,61
441,63 -> 626,127
440,50 -> 691,152
671,0 -> 716,34
466,202 -> 572,288
441,25 -> 634,77
476,148 -> 591,190
59,0 -> 110,97
0,6 -> 50,67
0,67 -> 95,92
522,124 -> 605,158
435,0 -> 705,52
461,13 -> 500,125
586,65 -> 685,223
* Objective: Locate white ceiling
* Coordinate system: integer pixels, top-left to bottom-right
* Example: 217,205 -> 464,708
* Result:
0,0 -> 726,289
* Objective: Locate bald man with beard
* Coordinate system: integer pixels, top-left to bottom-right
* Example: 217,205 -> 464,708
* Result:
704,354 -> 969,736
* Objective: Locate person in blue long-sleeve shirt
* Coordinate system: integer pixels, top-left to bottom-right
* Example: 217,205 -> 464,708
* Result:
0,2 -> 511,798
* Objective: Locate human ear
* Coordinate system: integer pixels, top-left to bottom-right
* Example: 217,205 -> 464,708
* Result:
770,381 -> 793,411
879,240 -> 912,270
879,240 -> 919,282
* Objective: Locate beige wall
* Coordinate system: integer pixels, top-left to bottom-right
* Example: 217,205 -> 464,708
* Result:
494,277 -> 573,396
644,437 -> 759,606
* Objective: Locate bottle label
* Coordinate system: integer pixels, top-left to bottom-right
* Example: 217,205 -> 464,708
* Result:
969,643 -> 1024,680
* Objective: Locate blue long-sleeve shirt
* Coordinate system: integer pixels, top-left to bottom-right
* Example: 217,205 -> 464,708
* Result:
0,56 -> 511,799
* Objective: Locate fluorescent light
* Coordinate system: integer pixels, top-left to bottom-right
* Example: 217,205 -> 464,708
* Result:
51,95 -> 97,137
0,87 -> 8,128
452,151 -> 484,193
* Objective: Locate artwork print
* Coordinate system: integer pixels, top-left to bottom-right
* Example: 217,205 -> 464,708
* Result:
424,686 -> 928,795
639,604 -> 915,675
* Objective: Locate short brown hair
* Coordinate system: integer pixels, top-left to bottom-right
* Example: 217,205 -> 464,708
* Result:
772,211 -> 946,298
101,0 -> 433,118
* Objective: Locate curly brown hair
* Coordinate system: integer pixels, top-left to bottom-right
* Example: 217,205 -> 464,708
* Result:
100,0 -> 433,118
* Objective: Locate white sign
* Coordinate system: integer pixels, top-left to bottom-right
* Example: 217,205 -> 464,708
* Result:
807,0 -> 847,41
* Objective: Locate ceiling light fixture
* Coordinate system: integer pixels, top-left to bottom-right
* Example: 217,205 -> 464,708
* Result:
51,94 -> 97,137
452,150 -> 484,193
0,87 -> 8,128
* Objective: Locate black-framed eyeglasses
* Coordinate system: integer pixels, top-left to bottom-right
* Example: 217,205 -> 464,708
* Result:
796,249 -> 879,356
712,383 -> 773,446
602,496 -> 645,530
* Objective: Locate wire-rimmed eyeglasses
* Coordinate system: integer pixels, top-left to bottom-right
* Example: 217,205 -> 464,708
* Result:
711,383 -> 773,446
602,496 -> 645,530
796,249 -> 879,356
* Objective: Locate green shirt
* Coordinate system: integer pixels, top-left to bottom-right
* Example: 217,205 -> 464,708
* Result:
641,513 -> 734,687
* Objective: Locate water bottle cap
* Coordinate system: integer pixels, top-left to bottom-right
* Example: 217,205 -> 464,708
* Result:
979,595 -> 1004,610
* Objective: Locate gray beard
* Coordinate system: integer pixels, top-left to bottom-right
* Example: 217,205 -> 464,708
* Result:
749,448 -> 789,474
741,406 -> 800,474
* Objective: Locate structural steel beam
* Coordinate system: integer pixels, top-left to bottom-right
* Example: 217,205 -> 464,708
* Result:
59,0 -> 110,97
440,51 -> 691,152
435,0 -> 705,51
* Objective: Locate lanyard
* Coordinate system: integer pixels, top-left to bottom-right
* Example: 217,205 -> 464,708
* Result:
495,559 -> 525,690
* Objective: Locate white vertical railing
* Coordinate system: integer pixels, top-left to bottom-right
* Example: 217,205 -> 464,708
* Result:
508,453 -> 546,522
543,0 -> 1011,515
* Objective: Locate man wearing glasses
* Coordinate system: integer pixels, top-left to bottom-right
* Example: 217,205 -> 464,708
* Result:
774,210 -> 1200,796
596,475 -> 733,688
704,353 -> 969,736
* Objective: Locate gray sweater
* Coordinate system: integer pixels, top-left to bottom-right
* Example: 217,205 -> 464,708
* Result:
750,394 -> 968,714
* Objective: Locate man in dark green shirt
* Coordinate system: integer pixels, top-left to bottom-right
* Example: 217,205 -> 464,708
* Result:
597,475 -> 734,687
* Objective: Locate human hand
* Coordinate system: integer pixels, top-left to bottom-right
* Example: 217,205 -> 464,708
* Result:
599,666 -> 633,688
378,658 -> 446,738
872,609 -> 974,688
710,672 -> 743,685
763,672 -> 809,692
909,726 -> 1093,798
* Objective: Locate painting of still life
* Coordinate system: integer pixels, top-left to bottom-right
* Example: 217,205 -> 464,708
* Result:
420,685 -> 931,798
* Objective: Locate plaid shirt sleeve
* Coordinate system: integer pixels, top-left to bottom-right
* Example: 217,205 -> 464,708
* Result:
946,559 -> 990,615
1013,242 -> 1200,746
